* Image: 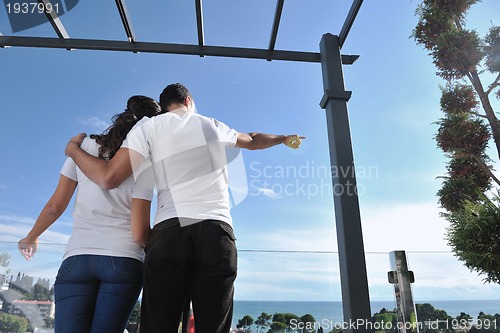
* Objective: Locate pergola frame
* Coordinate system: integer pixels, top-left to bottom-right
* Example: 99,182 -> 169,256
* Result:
0,1 -> 372,332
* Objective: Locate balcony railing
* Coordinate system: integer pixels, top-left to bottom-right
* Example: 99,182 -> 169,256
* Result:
1,241 -> 499,333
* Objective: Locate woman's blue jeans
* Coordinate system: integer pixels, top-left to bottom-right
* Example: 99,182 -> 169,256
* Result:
54,255 -> 143,333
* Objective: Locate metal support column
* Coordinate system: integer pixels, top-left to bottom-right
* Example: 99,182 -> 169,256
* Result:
319,33 -> 372,333
388,251 -> 418,333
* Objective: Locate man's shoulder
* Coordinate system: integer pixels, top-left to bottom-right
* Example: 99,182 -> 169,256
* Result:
155,111 -> 233,132
150,111 -> 185,124
192,113 -> 228,127
193,112 -> 216,123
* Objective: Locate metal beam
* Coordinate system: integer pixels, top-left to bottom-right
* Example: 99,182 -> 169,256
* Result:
319,33 -> 371,333
0,33 -> 9,48
115,0 -> 136,42
268,0 -> 285,60
339,0 -> 363,48
38,0 -> 69,39
195,0 -> 204,56
0,35 -> 358,64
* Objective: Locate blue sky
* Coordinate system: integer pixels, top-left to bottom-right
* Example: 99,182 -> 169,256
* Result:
1,0 -> 500,302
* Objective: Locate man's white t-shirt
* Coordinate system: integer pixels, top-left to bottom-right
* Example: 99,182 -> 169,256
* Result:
60,137 -> 150,261
122,110 -> 238,227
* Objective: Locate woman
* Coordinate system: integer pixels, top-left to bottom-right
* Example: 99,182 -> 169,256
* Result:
18,95 -> 160,333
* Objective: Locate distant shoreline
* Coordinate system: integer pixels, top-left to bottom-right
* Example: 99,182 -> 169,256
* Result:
233,299 -> 500,302
231,299 -> 500,328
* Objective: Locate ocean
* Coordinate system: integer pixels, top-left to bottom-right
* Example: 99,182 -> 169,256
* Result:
232,300 -> 500,330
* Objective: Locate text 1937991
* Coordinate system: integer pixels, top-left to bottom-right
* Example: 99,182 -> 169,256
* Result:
5,2 -> 60,14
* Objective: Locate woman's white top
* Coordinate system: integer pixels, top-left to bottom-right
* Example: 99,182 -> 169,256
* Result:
60,137 -> 149,262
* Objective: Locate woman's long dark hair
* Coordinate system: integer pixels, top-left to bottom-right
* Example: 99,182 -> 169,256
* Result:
90,95 -> 161,159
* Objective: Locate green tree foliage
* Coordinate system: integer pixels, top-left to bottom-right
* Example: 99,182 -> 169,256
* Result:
128,301 -> 141,324
25,279 -> 52,301
255,312 -> 272,333
469,312 -> 500,333
453,311 -> 473,330
44,317 -> 55,328
456,312 -> 473,322
372,308 -> 398,333
444,199 -> 500,283
269,313 -> 301,333
0,312 -> 29,333
33,283 -> 50,301
415,303 -> 454,333
237,314 -> 255,332
414,0 -> 500,283
299,314 -> 316,333
269,321 -> 288,333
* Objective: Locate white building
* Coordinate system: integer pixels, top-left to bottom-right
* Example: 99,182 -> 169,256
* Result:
9,300 -> 55,329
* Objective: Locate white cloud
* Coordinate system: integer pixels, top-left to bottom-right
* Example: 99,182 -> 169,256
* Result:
235,280 -> 334,300
75,116 -> 109,130
0,221 -> 70,245
0,202 -> 498,302
256,187 -> 281,199
364,250 -> 500,300
236,201 -> 450,253
0,219 -> 68,282
236,253 -> 341,300
361,201 -> 450,252
0,215 -> 35,225
232,201 -> 500,301
0,202 -> 16,210
250,227 -> 337,252
0,215 -> 69,244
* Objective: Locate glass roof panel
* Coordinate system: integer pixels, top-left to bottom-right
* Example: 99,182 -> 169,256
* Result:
0,1 -> 126,40
1,1 -> 360,53
202,0 -> 276,49
122,1 -> 198,44
276,0 -> 354,52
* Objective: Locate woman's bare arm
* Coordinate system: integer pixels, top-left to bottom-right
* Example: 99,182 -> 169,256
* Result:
18,175 -> 77,260
131,198 -> 152,248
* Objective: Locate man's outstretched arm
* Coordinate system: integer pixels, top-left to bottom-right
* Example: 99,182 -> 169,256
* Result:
236,132 -> 304,150
65,133 -> 144,190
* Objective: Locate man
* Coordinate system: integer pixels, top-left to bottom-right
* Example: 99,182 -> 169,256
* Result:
65,83 -> 304,333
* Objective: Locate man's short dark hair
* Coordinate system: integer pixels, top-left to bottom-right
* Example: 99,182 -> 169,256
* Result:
159,83 -> 192,112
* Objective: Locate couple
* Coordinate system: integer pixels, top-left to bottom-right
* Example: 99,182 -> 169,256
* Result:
19,83 -> 304,333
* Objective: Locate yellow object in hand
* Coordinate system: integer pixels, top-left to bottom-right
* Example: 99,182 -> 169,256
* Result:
285,135 -> 305,149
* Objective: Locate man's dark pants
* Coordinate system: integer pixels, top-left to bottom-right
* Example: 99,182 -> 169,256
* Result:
140,218 -> 238,333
